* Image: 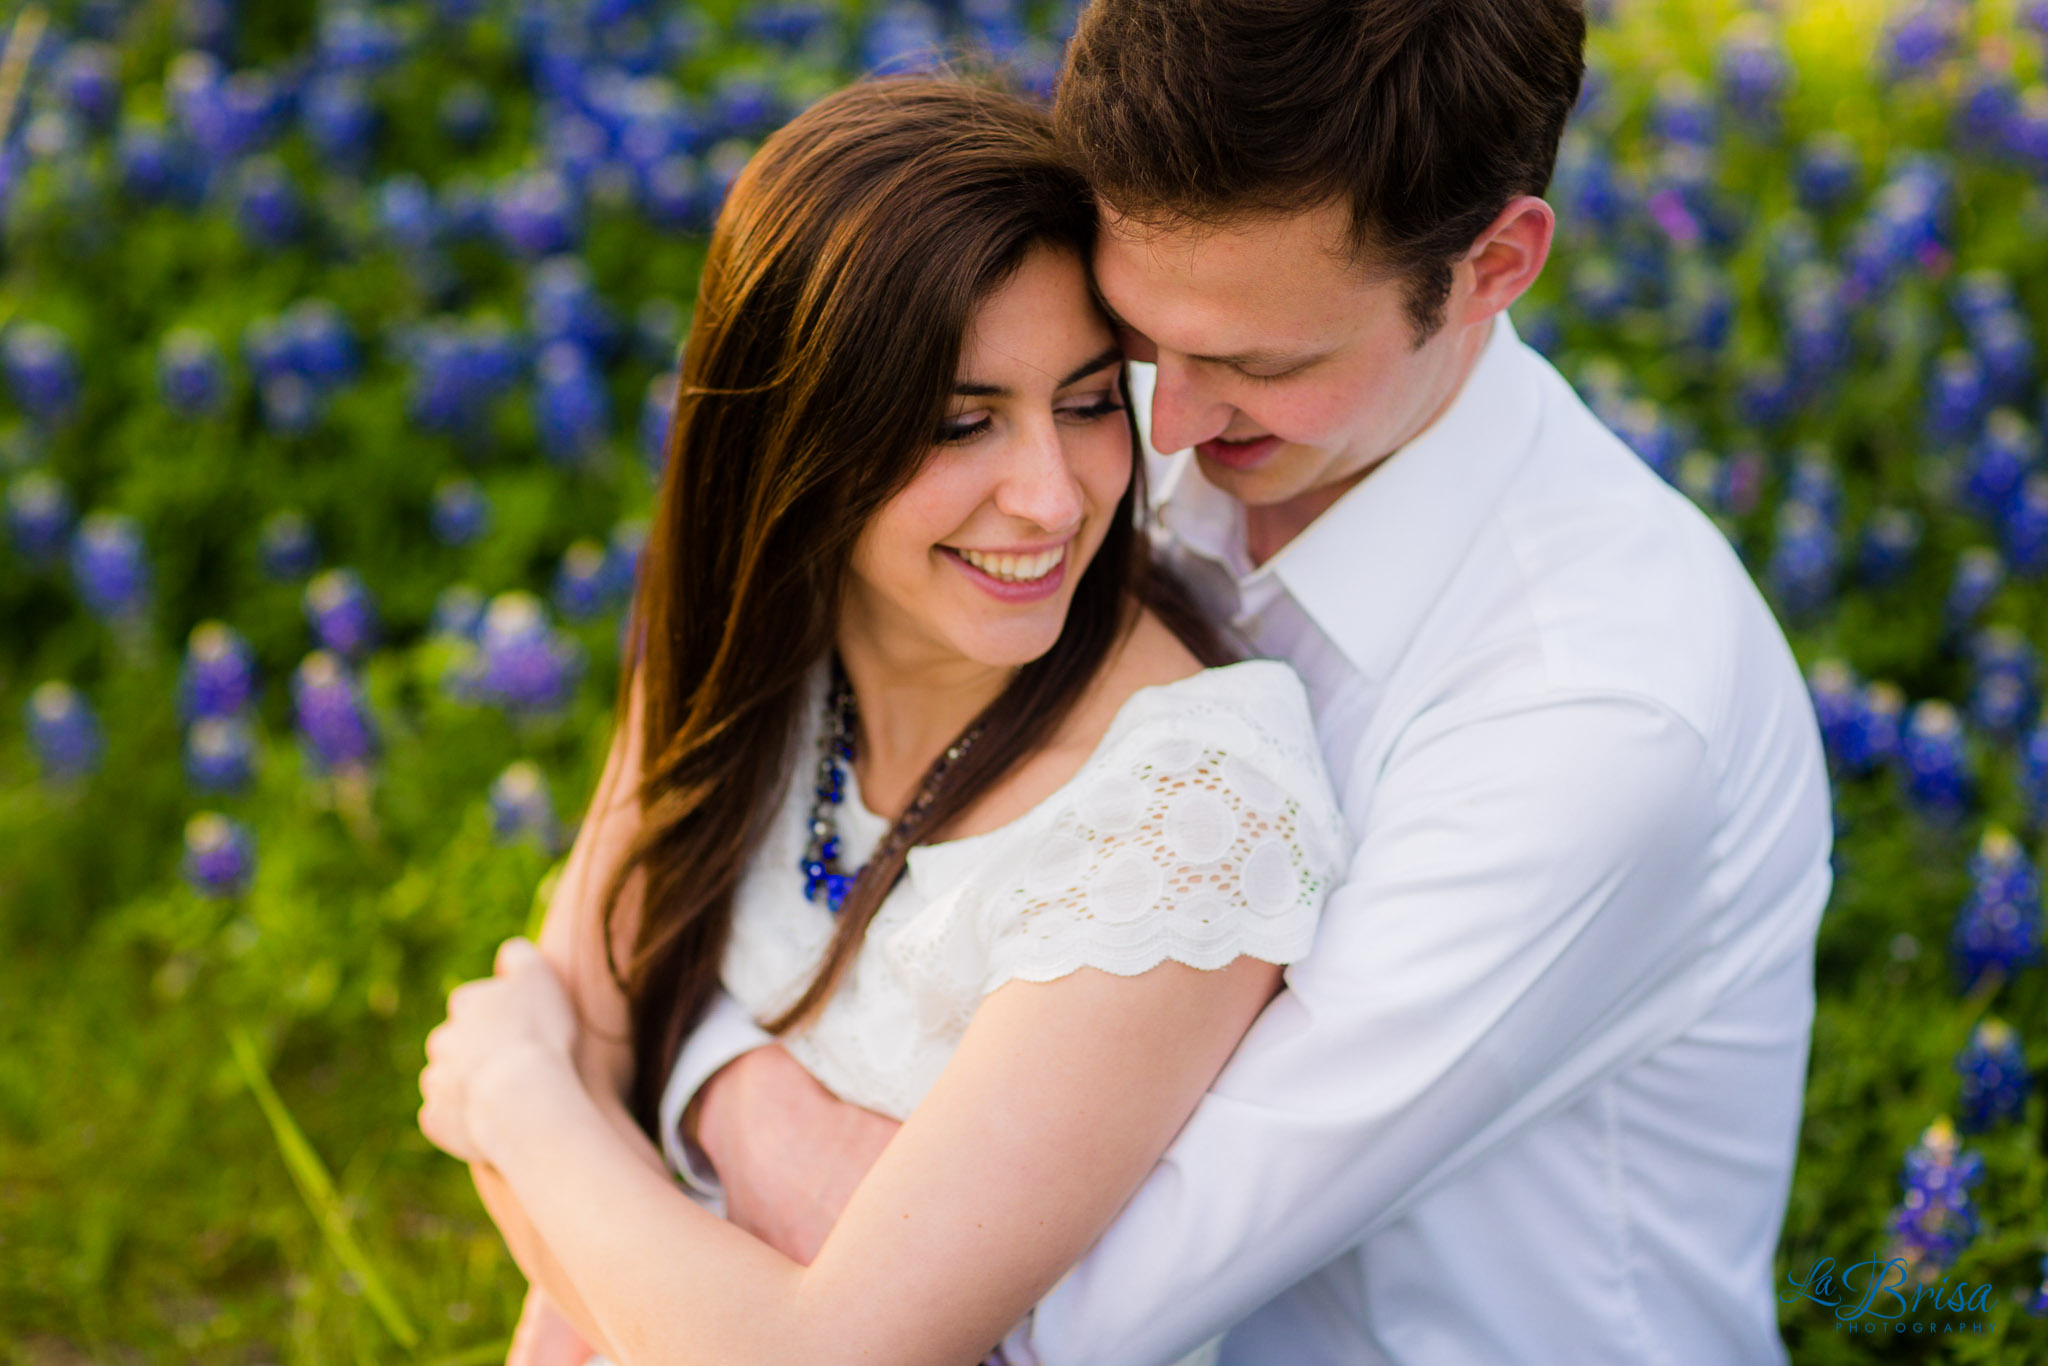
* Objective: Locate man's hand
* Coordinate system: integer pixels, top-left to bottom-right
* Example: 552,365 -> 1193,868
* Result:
692,1043 -> 900,1265
506,1284 -> 596,1366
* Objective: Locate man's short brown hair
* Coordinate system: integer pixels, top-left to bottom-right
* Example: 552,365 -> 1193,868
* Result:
1053,0 -> 1587,341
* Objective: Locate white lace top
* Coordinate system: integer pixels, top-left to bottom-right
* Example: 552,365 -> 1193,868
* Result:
678,657 -> 1349,1123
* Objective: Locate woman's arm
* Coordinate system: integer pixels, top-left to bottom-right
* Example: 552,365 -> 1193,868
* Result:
463,948 -> 1282,1366
470,666 -> 658,1359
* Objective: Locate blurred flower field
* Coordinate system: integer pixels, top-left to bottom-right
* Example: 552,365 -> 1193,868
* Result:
2,0 -> 2047,1360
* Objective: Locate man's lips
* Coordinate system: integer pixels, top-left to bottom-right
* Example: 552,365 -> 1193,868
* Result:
1197,434 -> 1283,471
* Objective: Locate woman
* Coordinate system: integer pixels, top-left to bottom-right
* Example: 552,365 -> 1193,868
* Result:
418,77 -> 1347,1366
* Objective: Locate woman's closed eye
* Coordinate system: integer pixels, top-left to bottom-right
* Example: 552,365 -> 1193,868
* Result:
936,393 -> 1125,445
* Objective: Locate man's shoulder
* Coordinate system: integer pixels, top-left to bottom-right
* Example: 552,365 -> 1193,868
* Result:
1454,358 -> 1797,745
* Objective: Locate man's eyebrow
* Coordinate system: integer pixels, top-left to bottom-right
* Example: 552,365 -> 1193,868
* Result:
953,346 -> 1125,397
1095,299 -> 1315,368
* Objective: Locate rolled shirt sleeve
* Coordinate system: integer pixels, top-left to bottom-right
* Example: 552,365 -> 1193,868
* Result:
1003,690 -> 1729,1365
656,987 -> 776,1212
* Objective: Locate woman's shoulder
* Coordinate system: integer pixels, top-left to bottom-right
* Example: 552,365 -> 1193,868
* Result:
1072,611 -> 1318,760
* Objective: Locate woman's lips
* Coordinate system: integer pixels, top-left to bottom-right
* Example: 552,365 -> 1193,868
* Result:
940,543 -> 1069,603
1197,434 -> 1283,471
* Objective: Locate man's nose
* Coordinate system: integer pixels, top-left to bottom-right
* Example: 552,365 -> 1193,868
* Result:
1148,355 -> 1233,455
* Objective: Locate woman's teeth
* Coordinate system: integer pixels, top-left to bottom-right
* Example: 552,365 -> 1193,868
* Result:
954,544 -> 1065,583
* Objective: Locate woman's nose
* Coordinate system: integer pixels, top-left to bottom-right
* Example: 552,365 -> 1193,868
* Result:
994,418 -> 1086,535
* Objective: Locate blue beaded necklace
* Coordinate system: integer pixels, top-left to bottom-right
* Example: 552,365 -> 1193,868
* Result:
800,657 -> 985,914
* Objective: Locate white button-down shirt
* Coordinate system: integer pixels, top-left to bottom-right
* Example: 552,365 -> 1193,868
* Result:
665,316 -> 1832,1366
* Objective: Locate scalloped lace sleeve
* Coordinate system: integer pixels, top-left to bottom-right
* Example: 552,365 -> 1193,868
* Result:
977,665 -> 1349,992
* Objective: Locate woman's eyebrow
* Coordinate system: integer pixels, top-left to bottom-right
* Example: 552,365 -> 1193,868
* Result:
953,346 -> 1125,397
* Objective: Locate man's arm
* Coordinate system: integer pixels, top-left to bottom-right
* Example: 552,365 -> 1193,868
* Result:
996,691 -> 1808,1363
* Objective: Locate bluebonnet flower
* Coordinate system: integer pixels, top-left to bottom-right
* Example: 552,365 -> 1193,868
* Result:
179,621 -> 258,720
292,650 -> 376,771
455,591 -> 585,716
157,327 -> 227,416
282,300 -> 358,390
430,582 -> 486,640
1808,661 -> 1863,770
527,255 -> 618,358
430,477 -> 491,546
25,681 -> 102,782
1970,310 -> 2034,407
376,174 -> 440,254
1735,359 -> 1795,429
1965,627 -> 2038,738
1553,139 -> 1629,233
179,0 -> 234,53
741,1 -> 834,49
1884,4 -> 1958,80
1843,158 -> 1951,303
532,340 -> 610,465
1782,264 -> 1850,380
301,71 -> 376,167
1961,409 -> 2036,519
117,117 -> 205,205
2029,1255 -> 2048,1318
490,760 -> 562,851
607,518 -> 646,602
1567,256 -> 1630,324
963,0 -> 1027,59
55,41 -> 121,128
1884,1117 -> 1982,1284
3,322 -> 81,424
1857,507 -> 1922,586
640,372 -> 676,478
2024,726 -> 2048,829
1793,133 -> 1859,212
554,539 -> 611,620
6,470 -> 74,567
1649,72 -> 1715,147
1767,500 -> 1836,621
1951,269 -> 2017,333
1953,1019 -> 2029,1133
1957,69 -> 2019,147
701,139 -> 754,224
439,79 -> 495,147
70,511 -> 150,621
1899,700 -> 1972,818
182,813 -> 254,899
185,713 -> 256,794
320,6 -> 406,72
493,168 -> 581,258
2019,475 -> 2048,578
1945,547 -> 2004,632
304,567 -> 378,658
709,71 -> 778,138
1925,350 -> 1988,445
403,316 -> 522,435
1847,682 -> 1906,776
638,153 -> 700,228
1951,827 -> 2043,989
258,509 -> 318,580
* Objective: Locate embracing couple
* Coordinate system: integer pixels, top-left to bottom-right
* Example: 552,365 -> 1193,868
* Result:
416,2 -> 1834,1363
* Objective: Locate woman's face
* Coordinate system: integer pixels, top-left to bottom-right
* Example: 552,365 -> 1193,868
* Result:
842,245 -> 1131,673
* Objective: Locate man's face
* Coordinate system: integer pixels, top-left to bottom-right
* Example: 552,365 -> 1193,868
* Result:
1093,198 -> 1489,518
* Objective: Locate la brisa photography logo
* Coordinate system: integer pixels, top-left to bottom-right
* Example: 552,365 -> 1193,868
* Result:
1780,1255 -> 1995,1337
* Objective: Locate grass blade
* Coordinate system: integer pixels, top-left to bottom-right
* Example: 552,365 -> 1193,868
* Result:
228,1026 -> 421,1349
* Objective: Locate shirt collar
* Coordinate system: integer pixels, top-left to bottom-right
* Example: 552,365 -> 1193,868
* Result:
1157,313 -> 1546,686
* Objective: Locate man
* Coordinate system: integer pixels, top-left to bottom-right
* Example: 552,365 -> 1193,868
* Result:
646,2 -> 1832,1362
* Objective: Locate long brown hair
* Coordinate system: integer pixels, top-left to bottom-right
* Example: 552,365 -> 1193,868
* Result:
595,77 -> 1231,1141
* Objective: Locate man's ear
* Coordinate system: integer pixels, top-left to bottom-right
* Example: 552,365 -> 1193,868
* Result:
1456,195 -> 1556,327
